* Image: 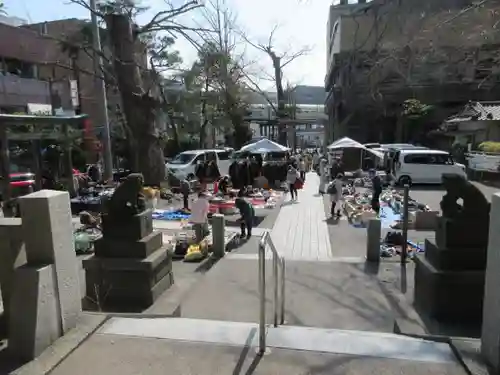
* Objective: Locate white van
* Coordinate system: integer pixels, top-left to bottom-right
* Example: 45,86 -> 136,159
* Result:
393,149 -> 467,185
166,149 -> 233,180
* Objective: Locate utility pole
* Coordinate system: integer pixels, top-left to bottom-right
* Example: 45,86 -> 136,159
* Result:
89,0 -> 113,181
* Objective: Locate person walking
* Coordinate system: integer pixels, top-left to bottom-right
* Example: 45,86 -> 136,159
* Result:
286,164 -> 299,201
299,158 -> 306,181
369,169 -> 383,216
312,152 -> 320,173
327,173 -> 344,218
180,178 -> 191,210
318,159 -> 328,195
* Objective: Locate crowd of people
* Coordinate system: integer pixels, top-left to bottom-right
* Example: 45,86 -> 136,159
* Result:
183,148 -> 386,243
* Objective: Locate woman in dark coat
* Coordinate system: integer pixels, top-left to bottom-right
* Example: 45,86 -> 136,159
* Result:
229,160 -> 240,189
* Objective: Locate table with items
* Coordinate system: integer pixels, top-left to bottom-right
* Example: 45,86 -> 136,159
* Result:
70,186 -> 115,214
343,187 -> 432,229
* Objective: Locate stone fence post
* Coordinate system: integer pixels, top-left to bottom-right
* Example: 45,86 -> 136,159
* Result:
9,190 -> 81,361
482,193 -> 500,372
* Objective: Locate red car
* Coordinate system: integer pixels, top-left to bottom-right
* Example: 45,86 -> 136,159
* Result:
10,172 -> 36,188
6,168 -> 83,196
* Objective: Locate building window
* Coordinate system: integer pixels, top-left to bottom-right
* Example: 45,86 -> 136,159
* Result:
3,57 -> 36,79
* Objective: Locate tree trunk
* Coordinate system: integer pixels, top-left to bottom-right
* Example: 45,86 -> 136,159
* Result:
396,115 -> 404,143
167,113 -> 180,150
104,14 -> 165,186
271,54 -> 287,146
198,79 -> 210,148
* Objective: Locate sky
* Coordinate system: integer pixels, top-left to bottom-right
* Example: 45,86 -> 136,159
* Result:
3,0 -> 330,89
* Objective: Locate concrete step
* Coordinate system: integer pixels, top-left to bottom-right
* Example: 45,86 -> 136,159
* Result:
178,257 -> 400,332
50,334 -> 468,375
98,316 -> 457,365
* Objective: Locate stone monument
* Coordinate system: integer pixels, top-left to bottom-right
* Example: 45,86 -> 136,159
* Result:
414,173 -> 490,323
83,173 -> 174,310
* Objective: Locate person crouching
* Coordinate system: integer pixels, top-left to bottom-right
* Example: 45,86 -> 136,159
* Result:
235,189 -> 255,239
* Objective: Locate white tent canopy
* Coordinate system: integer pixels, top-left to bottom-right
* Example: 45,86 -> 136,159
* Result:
327,137 -> 384,159
240,138 -> 290,153
327,137 -> 365,150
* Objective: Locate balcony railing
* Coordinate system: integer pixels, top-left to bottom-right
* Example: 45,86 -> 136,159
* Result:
0,74 -> 51,108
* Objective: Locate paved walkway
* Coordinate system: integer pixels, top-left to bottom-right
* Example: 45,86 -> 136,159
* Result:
271,172 -> 332,260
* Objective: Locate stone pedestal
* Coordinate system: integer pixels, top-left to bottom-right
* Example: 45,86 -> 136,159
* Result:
83,209 -> 173,310
414,216 -> 486,323
366,219 -> 381,263
212,214 -> 225,259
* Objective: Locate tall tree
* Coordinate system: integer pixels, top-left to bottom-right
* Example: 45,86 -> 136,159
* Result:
148,35 -> 183,151
70,0 -> 203,185
241,25 -> 309,145
190,0 -> 252,148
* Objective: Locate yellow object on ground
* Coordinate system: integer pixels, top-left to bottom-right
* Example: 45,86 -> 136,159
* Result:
184,244 -> 205,262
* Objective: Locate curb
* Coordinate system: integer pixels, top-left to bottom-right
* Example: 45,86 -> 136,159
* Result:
12,313 -> 109,375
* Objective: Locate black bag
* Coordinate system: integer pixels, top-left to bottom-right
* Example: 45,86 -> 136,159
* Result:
327,182 -> 337,195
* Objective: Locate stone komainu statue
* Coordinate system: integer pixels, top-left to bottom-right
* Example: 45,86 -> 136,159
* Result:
440,173 -> 490,220
104,173 -> 146,218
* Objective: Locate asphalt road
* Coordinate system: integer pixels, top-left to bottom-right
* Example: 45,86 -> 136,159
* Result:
408,181 -> 499,212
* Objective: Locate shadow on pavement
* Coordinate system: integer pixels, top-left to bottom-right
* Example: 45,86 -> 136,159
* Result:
232,327 -> 261,375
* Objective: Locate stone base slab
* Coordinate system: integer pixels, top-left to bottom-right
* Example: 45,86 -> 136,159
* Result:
435,217 -> 488,250
83,246 -> 174,310
101,209 -> 153,241
84,271 -> 174,311
94,231 -> 163,259
414,256 -> 485,323
424,239 -> 486,271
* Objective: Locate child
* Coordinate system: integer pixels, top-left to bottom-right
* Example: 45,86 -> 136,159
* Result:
190,191 -> 210,242
235,189 -> 255,239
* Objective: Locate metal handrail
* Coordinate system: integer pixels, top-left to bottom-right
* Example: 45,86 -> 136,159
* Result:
258,231 -> 286,354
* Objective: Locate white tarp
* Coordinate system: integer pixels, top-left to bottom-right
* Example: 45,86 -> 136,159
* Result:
327,137 -> 384,159
240,138 -> 290,152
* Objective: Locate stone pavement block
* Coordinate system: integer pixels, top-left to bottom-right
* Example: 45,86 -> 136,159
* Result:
19,190 -> 81,333
271,173 -> 332,260
49,334 -> 468,375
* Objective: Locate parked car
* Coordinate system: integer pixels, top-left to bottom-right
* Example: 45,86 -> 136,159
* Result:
166,149 -> 231,180
393,149 -> 467,185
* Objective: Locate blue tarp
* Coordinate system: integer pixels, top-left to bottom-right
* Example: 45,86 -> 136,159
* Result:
152,209 -> 190,221
379,204 -> 401,229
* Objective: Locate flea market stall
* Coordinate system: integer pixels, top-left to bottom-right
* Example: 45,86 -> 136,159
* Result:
232,138 -> 291,187
337,178 -> 438,258
327,137 -> 384,171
